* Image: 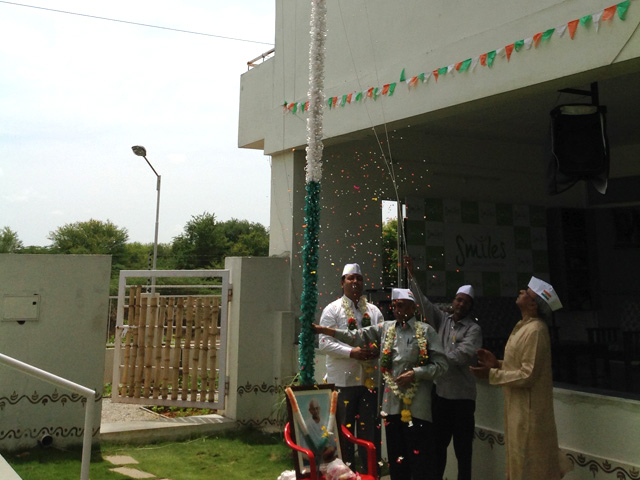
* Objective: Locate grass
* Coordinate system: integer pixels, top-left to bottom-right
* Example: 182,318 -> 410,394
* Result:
5,429 -> 293,480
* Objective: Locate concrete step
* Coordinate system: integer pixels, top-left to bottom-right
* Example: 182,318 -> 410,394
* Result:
100,414 -> 238,444
0,454 -> 22,480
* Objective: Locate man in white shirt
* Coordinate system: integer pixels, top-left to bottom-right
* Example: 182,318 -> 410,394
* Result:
318,263 -> 383,473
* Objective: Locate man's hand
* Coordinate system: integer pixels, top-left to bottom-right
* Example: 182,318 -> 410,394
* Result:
395,369 -> 415,388
403,255 -> 414,275
350,346 -> 378,360
470,348 -> 499,379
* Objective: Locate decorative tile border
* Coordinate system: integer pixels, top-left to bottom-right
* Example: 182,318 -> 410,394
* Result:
566,453 -> 640,480
236,381 -> 281,396
475,427 -> 505,449
0,389 -> 102,410
474,426 -> 640,479
0,426 -> 100,441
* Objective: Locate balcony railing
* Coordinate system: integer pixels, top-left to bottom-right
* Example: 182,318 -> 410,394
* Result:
247,48 -> 275,70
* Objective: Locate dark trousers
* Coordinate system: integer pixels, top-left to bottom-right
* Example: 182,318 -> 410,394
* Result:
432,392 -> 476,480
385,415 -> 437,480
336,386 -> 380,474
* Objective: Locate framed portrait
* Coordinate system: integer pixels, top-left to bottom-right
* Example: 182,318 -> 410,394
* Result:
286,384 -> 341,477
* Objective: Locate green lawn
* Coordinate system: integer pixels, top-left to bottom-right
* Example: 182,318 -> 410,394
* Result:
5,429 -> 293,480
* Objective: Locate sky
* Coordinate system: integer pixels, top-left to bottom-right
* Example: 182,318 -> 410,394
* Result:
0,0 -> 276,247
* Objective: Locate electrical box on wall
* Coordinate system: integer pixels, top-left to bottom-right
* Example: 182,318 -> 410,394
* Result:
2,294 -> 40,322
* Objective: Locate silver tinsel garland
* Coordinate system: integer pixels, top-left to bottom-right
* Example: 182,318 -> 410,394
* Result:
305,0 -> 326,184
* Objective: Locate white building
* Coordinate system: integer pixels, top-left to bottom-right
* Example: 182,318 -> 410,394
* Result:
237,1 -> 640,478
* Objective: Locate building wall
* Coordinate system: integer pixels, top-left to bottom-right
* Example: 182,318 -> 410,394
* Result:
240,0 -> 640,154
472,382 -> 640,480
0,254 -> 110,452
224,256 -> 295,428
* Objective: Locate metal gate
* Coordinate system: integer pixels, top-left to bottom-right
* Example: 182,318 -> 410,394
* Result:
111,269 -> 230,410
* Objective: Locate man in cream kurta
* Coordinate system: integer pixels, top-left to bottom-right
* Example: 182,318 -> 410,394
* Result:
471,277 -> 572,480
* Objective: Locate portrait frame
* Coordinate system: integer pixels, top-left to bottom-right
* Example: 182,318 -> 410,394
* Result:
286,384 -> 341,477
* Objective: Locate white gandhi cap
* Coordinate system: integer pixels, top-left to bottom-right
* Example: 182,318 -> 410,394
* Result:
528,276 -> 563,311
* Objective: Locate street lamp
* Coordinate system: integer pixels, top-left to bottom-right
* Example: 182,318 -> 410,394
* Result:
132,145 -> 161,294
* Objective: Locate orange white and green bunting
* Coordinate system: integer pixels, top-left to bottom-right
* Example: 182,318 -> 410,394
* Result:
282,0 -> 631,115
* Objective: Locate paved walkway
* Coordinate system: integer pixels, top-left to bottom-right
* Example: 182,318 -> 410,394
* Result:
104,455 -> 170,479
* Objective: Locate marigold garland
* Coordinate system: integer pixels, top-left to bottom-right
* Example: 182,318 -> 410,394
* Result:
343,296 -> 371,330
381,322 -> 429,423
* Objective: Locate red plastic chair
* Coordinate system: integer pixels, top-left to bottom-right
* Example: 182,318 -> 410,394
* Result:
283,422 -> 378,480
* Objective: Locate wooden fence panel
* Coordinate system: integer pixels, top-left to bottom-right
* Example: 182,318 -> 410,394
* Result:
117,293 -> 222,407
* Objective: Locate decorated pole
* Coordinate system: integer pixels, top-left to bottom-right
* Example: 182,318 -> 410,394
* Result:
298,0 -> 327,386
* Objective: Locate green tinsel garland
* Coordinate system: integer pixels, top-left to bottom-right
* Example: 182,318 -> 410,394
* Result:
298,180 -> 321,385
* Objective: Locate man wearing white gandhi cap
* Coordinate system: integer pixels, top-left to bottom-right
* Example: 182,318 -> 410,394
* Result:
471,277 -> 573,480
404,255 -> 482,480
318,263 -> 384,474
313,287 -> 448,480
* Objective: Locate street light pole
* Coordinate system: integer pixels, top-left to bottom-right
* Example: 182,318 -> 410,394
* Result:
132,145 -> 161,294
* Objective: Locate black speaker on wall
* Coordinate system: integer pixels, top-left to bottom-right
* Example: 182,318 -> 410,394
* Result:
548,104 -> 610,195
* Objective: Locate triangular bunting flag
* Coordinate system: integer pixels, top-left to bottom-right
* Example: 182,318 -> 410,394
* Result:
471,56 -> 480,70
455,61 -> 463,71
417,73 -> 425,82
438,67 -> 448,76
568,19 -> 579,38
381,84 -> 390,95
400,68 -> 406,83
487,50 -> 496,67
408,76 -> 419,88
388,82 -> 397,96
593,11 -> 603,31
433,69 -> 439,82
556,24 -> 568,37
447,64 -> 455,74
580,14 -> 593,26
347,93 -> 352,104
341,94 -> 347,107
304,101 -> 309,111
524,37 -> 534,49
479,53 -> 487,66
618,0 -> 630,20
505,44 -> 515,61
514,39 -> 525,52
367,87 -> 374,98
355,92 -> 362,102
542,28 -> 555,42
533,32 -> 543,47
459,58 -> 472,71
602,5 -> 617,21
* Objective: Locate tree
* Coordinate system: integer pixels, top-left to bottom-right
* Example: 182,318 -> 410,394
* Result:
171,213 -> 270,269
172,212 -> 229,269
382,219 -> 398,287
48,219 -> 129,268
0,227 -> 23,253
219,219 -> 269,257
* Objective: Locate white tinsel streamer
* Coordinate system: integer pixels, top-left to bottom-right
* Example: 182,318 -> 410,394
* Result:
305,0 -> 327,184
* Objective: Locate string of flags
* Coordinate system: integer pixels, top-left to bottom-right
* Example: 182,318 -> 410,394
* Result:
282,0 -> 631,115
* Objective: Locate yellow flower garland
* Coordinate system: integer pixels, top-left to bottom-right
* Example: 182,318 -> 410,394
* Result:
381,322 -> 428,423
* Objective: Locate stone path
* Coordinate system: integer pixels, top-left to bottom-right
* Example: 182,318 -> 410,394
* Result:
104,455 -> 170,479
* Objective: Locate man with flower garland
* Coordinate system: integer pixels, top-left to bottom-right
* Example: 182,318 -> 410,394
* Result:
404,256 -> 483,480
314,288 -> 448,480
318,263 -> 383,473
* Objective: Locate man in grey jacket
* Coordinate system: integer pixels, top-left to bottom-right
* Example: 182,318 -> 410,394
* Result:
405,256 -> 483,480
